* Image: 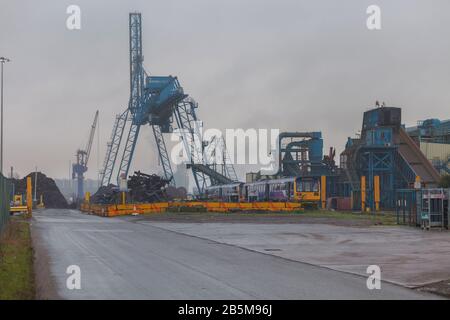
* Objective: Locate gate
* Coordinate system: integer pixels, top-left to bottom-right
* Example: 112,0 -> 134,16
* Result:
0,174 -> 11,233
395,189 -> 418,226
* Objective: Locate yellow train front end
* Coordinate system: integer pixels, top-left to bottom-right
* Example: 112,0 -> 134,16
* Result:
294,177 -> 321,208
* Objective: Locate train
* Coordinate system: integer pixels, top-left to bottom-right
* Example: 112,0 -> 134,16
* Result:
204,176 -> 321,206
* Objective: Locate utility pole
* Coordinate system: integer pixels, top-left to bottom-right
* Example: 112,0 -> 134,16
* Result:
0,57 -> 11,175
11,166 -> 14,201
97,111 -> 100,189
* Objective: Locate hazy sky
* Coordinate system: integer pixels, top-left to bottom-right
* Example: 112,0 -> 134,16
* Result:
1,0 -> 449,180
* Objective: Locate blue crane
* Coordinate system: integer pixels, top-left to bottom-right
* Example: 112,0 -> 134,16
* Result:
100,13 -> 237,194
73,110 -> 99,200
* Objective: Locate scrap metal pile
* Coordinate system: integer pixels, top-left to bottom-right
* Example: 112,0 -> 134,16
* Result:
91,171 -> 186,204
127,171 -> 170,203
11,172 -> 68,208
90,184 -> 120,204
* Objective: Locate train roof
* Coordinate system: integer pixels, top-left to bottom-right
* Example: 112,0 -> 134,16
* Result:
245,177 -> 296,186
205,182 -> 243,190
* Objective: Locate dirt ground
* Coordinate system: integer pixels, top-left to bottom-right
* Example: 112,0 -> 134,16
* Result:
418,280 -> 450,298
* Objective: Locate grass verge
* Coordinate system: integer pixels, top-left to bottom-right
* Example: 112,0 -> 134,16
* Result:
301,210 -> 398,225
0,215 -> 35,300
140,209 -> 398,226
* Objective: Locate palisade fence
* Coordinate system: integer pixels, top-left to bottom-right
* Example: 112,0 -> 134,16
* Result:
0,173 -> 11,234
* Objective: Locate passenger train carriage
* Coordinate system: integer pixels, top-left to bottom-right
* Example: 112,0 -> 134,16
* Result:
204,183 -> 242,202
204,176 -> 321,206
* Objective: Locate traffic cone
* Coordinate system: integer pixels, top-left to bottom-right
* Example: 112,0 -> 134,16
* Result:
132,205 -> 139,216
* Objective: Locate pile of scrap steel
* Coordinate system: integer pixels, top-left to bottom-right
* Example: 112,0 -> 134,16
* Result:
166,186 -> 187,200
10,172 -> 68,208
90,172 -> 188,204
127,171 -> 170,203
90,184 -> 120,204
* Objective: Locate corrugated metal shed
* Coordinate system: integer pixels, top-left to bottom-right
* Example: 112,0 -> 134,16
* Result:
420,142 -> 450,161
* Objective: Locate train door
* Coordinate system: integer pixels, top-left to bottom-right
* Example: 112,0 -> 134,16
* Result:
288,182 -> 293,200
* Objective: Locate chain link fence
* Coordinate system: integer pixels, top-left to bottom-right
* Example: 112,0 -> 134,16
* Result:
0,173 -> 11,234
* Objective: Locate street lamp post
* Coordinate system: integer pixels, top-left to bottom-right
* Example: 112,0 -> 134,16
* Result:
0,57 -> 11,176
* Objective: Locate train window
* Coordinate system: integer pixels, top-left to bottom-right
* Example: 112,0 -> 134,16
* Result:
312,181 -> 319,192
305,182 -> 311,192
296,179 -> 319,192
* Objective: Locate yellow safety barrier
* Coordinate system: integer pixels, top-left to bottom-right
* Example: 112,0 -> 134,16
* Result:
10,206 -> 28,213
80,201 -> 304,217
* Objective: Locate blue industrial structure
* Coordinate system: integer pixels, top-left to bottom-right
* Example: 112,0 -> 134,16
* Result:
276,132 -> 339,199
407,118 -> 450,144
100,13 -> 237,194
340,106 -> 441,210
277,132 -> 336,177
73,110 -> 99,200
246,131 -> 338,201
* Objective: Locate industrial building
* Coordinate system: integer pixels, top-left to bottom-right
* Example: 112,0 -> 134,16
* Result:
406,118 -> 450,175
336,106 -> 441,210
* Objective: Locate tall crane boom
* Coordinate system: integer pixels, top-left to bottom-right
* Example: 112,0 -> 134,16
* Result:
85,110 -> 99,166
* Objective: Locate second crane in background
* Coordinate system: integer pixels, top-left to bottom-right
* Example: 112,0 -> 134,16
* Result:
72,110 -> 99,202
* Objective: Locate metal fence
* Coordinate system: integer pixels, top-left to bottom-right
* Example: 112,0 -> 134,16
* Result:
0,173 -> 11,234
396,188 -> 449,230
420,189 -> 449,230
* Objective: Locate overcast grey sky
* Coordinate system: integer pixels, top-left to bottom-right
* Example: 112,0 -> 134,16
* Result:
1,0 -> 449,180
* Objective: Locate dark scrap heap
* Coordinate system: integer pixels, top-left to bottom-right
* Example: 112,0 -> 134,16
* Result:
90,184 -> 119,204
91,171 -> 181,204
11,172 -> 68,208
127,171 -> 170,203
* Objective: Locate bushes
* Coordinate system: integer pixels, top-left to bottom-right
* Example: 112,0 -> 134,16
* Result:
438,175 -> 450,188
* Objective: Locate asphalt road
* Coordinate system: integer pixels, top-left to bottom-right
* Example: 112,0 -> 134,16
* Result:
31,209 -> 436,299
